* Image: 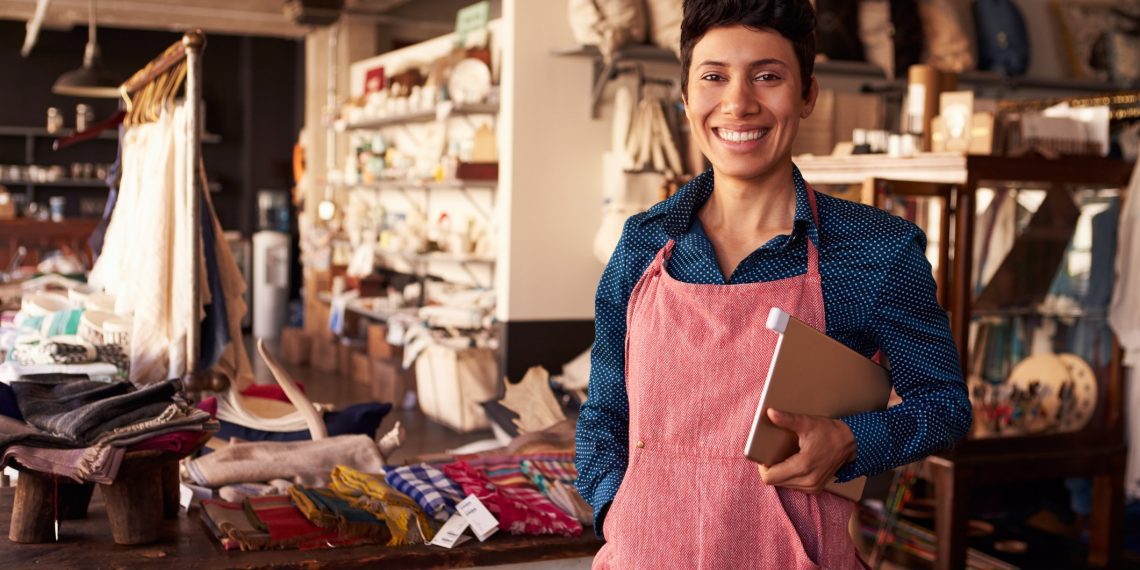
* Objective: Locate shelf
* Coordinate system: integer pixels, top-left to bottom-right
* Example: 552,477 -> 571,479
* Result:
0,178 -> 108,188
342,103 -> 500,131
0,125 -> 222,144
0,178 -> 223,192
555,44 -> 1127,118
971,306 -> 1108,319
795,153 -> 1134,186
341,179 -> 497,191
376,247 -> 496,265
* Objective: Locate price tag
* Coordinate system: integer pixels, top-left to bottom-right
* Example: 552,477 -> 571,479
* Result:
457,494 -> 499,541
430,513 -> 472,548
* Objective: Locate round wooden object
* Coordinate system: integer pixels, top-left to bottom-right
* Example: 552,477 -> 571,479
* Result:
8,469 -> 55,543
1056,353 -> 1097,432
99,452 -> 165,545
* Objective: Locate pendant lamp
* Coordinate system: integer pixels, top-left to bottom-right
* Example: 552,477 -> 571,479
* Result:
52,0 -> 121,98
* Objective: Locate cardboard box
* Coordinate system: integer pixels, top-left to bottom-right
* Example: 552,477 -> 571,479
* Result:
338,339 -> 367,377
349,351 -> 373,385
280,327 -> 311,366
309,338 -> 339,373
370,357 -> 415,404
366,324 -> 403,360
305,297 -> 332,341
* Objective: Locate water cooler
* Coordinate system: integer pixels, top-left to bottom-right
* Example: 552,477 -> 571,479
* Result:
252,191 -> 291,339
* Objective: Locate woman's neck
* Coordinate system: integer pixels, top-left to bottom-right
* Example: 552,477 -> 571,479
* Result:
699,163 -> 797,238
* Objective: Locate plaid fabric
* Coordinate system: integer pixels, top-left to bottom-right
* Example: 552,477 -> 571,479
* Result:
385,463 -> 464,522
443,461 -> 582,537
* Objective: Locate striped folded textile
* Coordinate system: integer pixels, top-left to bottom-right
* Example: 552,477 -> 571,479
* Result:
243,494 -> 356,550
329,465 -> 436,545
385,462 -> 465,522
288,485 -> 391,544
200,499 -> 271,551
520,460 -> 594,526
443,460 -> 582,537
518,456 -> 577,484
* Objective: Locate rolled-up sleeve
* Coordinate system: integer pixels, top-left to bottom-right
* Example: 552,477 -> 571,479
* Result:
836,231 -> 972,481
575,218 -> 637,540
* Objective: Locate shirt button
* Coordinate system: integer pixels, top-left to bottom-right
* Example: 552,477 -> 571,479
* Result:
636,440 -> 645,448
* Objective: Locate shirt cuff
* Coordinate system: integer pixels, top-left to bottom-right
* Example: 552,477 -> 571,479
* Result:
590,470 -> 625,540
836,410 -> 891,482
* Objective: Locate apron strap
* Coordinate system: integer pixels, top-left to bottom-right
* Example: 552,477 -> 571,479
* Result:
804,186 -> 821,281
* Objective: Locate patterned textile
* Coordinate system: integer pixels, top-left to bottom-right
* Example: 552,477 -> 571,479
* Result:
579,166 -> 970,539
443,461 -> 582,537
243,494 -> 345,549
10,338 -> 94,366
518,455 -> 577,484
200,499 -> 271,551
288,485 -> 390,543
385,462 -> 464,522
329,465 -> 435,545
519,459 -> 592,525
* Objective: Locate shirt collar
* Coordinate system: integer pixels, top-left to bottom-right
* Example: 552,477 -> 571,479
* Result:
662,164 -> 814,240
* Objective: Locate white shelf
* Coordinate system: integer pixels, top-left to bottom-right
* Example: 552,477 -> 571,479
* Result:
343,103 -> 500,130
376,247 -> 496,265
342,179 -> 497,191
795,153 -> 970,185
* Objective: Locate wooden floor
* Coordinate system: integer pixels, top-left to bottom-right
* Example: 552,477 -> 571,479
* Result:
249,338 -> 495,464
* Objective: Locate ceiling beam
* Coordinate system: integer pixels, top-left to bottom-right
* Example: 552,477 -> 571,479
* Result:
0,0 -> 309,38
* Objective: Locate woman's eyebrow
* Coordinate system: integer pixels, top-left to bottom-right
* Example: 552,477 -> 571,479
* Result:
696,58 -> 790,69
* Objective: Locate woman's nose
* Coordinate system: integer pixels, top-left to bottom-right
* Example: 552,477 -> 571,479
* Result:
720,77 -> 758,117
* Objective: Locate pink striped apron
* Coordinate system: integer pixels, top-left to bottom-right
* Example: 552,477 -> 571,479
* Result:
593,188 -> 866,569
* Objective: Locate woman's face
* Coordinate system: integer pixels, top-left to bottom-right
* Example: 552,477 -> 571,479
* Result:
684,25 -> 817,184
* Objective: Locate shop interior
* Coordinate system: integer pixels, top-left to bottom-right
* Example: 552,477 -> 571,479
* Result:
1,0 -> 1140,567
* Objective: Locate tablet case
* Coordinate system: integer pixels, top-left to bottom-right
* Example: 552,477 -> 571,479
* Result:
744,307 -> 893,501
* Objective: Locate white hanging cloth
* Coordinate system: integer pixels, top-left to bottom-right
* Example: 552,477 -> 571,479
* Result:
89,104 -> 253,388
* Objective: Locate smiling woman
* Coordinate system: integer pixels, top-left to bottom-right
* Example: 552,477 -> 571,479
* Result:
575,0 -> 972,568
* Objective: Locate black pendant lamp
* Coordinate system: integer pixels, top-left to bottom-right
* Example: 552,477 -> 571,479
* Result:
52,0 -> 121,98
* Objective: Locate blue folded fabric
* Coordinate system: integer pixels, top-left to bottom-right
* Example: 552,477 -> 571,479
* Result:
206,401 -> 392,450
0,382 -> 22,421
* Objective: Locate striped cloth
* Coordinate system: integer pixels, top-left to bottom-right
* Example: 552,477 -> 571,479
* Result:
384,462 -> 465,522
518,456 -> 577,484
443,460 -> 582,537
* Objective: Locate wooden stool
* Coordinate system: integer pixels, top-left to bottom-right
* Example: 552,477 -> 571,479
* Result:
8,450 -> 181,546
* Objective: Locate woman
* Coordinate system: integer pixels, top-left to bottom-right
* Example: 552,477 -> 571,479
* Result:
575,0 -> 971,568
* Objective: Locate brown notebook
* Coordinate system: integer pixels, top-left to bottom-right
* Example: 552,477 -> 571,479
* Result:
744,307 -> 892,501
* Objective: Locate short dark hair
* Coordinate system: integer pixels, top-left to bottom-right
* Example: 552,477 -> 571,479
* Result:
680,0 -> 817,99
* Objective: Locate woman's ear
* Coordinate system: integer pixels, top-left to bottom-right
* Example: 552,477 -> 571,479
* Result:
801,77 -> 819,119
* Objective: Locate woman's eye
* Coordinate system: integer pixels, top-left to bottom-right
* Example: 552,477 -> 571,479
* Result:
754,73 -> 780,82
700,73 -> 725,82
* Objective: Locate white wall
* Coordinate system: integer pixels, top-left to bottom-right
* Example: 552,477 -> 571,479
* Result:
498,0 -> 611,322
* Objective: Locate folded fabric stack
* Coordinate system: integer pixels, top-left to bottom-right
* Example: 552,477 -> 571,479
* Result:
0,375 -> 216,484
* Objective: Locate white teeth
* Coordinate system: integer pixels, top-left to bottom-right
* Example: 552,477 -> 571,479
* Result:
716,128 -> 768,143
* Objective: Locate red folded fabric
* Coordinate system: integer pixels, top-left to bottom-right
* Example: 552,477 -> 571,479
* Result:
243,494 -> 363,549
442,461 -> 581,537
240,383 -> 306,404
128,430 -> 211,455
197,396 -> 218,418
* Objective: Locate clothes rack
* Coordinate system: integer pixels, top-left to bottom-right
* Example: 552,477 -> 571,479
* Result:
115,30 -> 216,390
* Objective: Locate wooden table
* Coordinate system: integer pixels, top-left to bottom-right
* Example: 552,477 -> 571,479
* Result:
0,488 -> 603,568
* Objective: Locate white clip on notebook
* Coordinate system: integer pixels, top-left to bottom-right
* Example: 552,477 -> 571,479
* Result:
744,307 -> 892,501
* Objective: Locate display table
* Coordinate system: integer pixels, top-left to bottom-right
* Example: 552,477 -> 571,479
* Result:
0,488 -> 602,568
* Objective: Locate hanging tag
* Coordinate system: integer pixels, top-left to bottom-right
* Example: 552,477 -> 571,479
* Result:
457,494 -> 498,541
429,512 -> 472,548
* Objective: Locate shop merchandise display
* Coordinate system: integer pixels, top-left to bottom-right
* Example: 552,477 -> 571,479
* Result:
195,448 -> 591,553
0,375 -> 216,484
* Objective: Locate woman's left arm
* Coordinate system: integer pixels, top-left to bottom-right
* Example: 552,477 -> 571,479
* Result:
835,232 -> 972,481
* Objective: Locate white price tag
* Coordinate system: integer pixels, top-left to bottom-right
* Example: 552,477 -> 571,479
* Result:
457,494 -> 499,542
430,513 -> 472,548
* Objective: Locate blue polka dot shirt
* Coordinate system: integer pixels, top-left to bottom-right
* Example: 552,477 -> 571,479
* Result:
575,165 -> 971,538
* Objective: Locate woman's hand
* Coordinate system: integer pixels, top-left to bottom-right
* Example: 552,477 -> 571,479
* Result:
756,408 -> 857,494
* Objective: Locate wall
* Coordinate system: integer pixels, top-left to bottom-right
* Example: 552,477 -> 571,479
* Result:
500,0 -> 610,323
0,20 -> 302,236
